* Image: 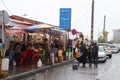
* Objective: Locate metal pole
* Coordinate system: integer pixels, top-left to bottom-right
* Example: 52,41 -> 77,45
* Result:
2,11 -> 5,43
91,0 -> 94,43
68,31 -> 69,60
103,15 -> 106,41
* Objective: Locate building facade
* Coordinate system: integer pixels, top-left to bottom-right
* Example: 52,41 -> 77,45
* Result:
113,29 -> 120,42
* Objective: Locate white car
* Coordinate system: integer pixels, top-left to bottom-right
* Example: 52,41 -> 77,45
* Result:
98,43 -> 112,58
109,44 -> 119,53
98,46 -> 107,63
116,44 -> 120,52
104,46 -> 112,58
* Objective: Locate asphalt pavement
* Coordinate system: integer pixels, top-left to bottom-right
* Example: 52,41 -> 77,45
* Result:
0,60 -> 73,80
98,52 -> 120,80
2,52 -> 120,80
19,62 -> 98,80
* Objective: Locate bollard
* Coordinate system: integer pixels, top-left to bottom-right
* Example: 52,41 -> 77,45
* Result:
1,57 -> 9,77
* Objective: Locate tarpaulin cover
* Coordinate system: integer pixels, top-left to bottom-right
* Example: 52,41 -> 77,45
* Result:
5,29 -> 27,34
4,26 -> 28,34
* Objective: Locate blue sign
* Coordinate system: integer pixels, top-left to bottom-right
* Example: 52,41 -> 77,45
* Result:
59,8 -> 71,31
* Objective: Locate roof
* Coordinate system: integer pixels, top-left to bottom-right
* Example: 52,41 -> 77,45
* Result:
10,15 -> 42,26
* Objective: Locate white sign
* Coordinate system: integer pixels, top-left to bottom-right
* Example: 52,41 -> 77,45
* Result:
0,10 -> 9,25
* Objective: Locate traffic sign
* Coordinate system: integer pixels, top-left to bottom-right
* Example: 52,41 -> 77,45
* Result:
71,29 -> 77,35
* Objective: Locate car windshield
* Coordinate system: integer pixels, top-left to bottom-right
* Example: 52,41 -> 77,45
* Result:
98,43 -> 108,48
110,45 -> 115,48
99,46 -> 104,52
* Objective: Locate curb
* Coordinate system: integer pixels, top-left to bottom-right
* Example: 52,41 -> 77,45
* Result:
1,59 -> 73,80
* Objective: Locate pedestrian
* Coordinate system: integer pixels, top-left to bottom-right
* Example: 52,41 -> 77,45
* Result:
92,42 -> 99,67
14,43 -> 22,66
72,39 -> 76,56
50,49 -> 54,64
51,41 -> 57,63
75,48 -> 81,65
5,44 -> 15,67
80,41 -> 88,67
76,40 -> 80,49
44,38 -> 51,65
58,48 -> 63,62
88,44 -> 93,67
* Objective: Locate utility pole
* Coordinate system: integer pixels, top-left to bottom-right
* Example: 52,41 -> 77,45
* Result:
103,15 -> 106,41
91,0 -> 94,43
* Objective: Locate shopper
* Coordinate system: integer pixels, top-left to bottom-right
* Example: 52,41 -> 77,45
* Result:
92,42 -> 98,67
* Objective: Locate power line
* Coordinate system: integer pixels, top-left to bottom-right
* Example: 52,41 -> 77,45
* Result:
1,0 -> 13,15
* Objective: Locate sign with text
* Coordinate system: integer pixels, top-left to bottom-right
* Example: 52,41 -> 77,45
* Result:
59,8 -> 71,31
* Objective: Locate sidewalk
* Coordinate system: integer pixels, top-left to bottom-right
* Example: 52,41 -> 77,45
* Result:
0,59 -> 73,80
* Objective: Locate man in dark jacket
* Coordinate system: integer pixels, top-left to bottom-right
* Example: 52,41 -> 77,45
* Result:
80,41 -> 88,67
88,44 -> 93,67
92,42 -> 98,67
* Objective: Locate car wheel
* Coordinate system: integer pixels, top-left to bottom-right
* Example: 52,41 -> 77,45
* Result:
103,59 -> 106,63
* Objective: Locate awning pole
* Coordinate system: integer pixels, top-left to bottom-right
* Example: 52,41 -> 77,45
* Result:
2,23 -> 4,43
2,11 -> 5,43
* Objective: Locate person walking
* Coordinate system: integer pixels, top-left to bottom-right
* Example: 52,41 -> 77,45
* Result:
80,41 -> 88,67
72,39 -> 76,54
44,38 -> 51,65
92,42 -> 99,67
88,44 -> 93,67
58,47 -> 63,62
50,49 -> 54,64
75,48 -> 81,65
5,44 -> 15,67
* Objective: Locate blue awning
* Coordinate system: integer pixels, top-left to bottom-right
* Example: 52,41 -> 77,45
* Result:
24,24 -> 53,31
24,24 -> 41,30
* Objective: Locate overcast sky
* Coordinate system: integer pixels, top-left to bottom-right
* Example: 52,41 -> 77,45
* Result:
0,0 -> 120,41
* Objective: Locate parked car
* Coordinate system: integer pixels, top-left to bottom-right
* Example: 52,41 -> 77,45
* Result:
98,43 -> 112,58
108,44 -> 119,53
98,46 -> 107,63
115,44 -> 120,53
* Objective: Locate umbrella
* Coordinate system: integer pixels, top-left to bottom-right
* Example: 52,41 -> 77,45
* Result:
37,24 -> 53,29
24,24 -> 53,31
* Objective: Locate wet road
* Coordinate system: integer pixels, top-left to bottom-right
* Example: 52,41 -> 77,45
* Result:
11,52 -> 120,80
20,64 -> 97,80
98,52 -> 120,80
18,52 -> 120,80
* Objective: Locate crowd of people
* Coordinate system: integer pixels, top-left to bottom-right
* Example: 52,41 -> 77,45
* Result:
4,38 -> 66,67
4,36 -> 99,68
72,38 -> 99,67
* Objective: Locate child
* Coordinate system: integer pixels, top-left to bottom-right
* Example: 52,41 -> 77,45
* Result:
75,49 -> 81,63
50,50 -> 54,64
58,48 -> 63,62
